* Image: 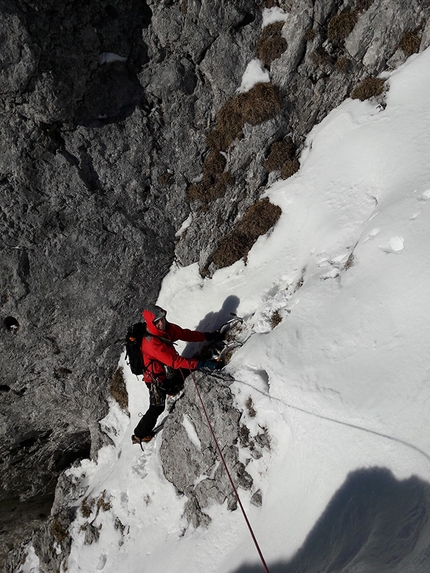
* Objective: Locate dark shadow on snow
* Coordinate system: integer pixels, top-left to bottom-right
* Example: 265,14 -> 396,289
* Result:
182,295 -> 240,358
232,467 -> 430,573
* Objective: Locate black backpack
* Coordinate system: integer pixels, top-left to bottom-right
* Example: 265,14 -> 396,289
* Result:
125,322 -> 148,376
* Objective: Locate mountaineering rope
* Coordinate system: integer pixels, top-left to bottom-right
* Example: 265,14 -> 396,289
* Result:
233,375 -> 430,464
188,366 -> 271,573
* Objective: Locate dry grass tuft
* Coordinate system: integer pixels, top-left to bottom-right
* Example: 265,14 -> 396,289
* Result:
246,396 -> 257,418
185,181 -> 205,205
110,367 -> 128,412
239,424 -> 251,447
356,0 -> 375,11
270,309 -> 283,329
211,197 -> 282,269
206,82 -> 282,152
190,82 -> 282,207
398,30 -> 421,55
350,76 -> 386,101
344,252 -> 354,271
189,78 -> 283,210
238,82 -> 282,126
257,21 -> 288,68
81,492 -> 111,520
97,491 -> 112,512
207,98 -> 244,151
263,137 -> 295,172
310,47 -> 333,67
81,496 -> 95,518
305,28 -> 316,42
327,11 -> 358,42
186,171 -> 234,207
280,158 -> 300,179
208,171 -> 235,200
158,171 -> 174,186
51,517 -> 69,543
335,56 -> 351,74
203,151 -> 227,176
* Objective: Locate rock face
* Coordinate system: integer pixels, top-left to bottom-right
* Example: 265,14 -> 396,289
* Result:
1,0 -> 430,568
160,372 -> 268,528
173,0 -> 430,271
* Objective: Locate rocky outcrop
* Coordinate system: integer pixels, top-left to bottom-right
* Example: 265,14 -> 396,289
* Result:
176,0 -> 430,272
1,0 -> 430,569
160,372 -> 268,528
0,0 -> 262,566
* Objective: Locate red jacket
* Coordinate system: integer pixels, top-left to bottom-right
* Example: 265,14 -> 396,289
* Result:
141,307 -> 206,384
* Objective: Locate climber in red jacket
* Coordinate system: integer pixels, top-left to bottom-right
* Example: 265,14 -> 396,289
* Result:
132,304 -> 224,446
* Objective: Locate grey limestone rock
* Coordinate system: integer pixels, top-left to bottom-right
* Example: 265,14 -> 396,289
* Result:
344,0 -> 427,72
176,0 -> 430,273
1,0 -> 430,568
0,1 -> 38,96
159,372 -> 258,528
0,0 -> 262,566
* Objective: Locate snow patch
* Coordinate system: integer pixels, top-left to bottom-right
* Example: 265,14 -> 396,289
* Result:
237,59 -> 270,93
98,52 -> 127,65
182,414 -> 201,451
176,214 -> 193,237
379,236 -> 404,253
262,7 -> 289,28
19,544 -> 40,573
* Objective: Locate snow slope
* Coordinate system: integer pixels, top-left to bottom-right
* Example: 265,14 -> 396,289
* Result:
22,46 -> 430,573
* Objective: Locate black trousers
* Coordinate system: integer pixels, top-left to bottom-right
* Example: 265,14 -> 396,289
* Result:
133,370 -> 187,438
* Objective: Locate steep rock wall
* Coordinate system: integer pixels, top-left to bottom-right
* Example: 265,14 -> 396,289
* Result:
0,0 -> 262,565
1,0 -> 430,568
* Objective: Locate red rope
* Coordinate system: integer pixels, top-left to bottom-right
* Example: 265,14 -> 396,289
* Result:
189,368 -> 271,573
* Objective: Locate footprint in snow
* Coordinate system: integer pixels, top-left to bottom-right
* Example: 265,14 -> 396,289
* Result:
132,448 -> 151,479
379,236 -> 404,254
96,554 -> 107,570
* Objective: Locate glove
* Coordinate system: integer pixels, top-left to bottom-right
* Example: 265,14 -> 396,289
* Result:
196,359 -> 223,371
205,330 -> 225,342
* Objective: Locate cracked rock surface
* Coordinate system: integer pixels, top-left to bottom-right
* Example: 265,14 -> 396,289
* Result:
160,372 -> 261,528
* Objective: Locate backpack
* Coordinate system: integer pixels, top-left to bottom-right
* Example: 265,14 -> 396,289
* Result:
125,322 -> 148,375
